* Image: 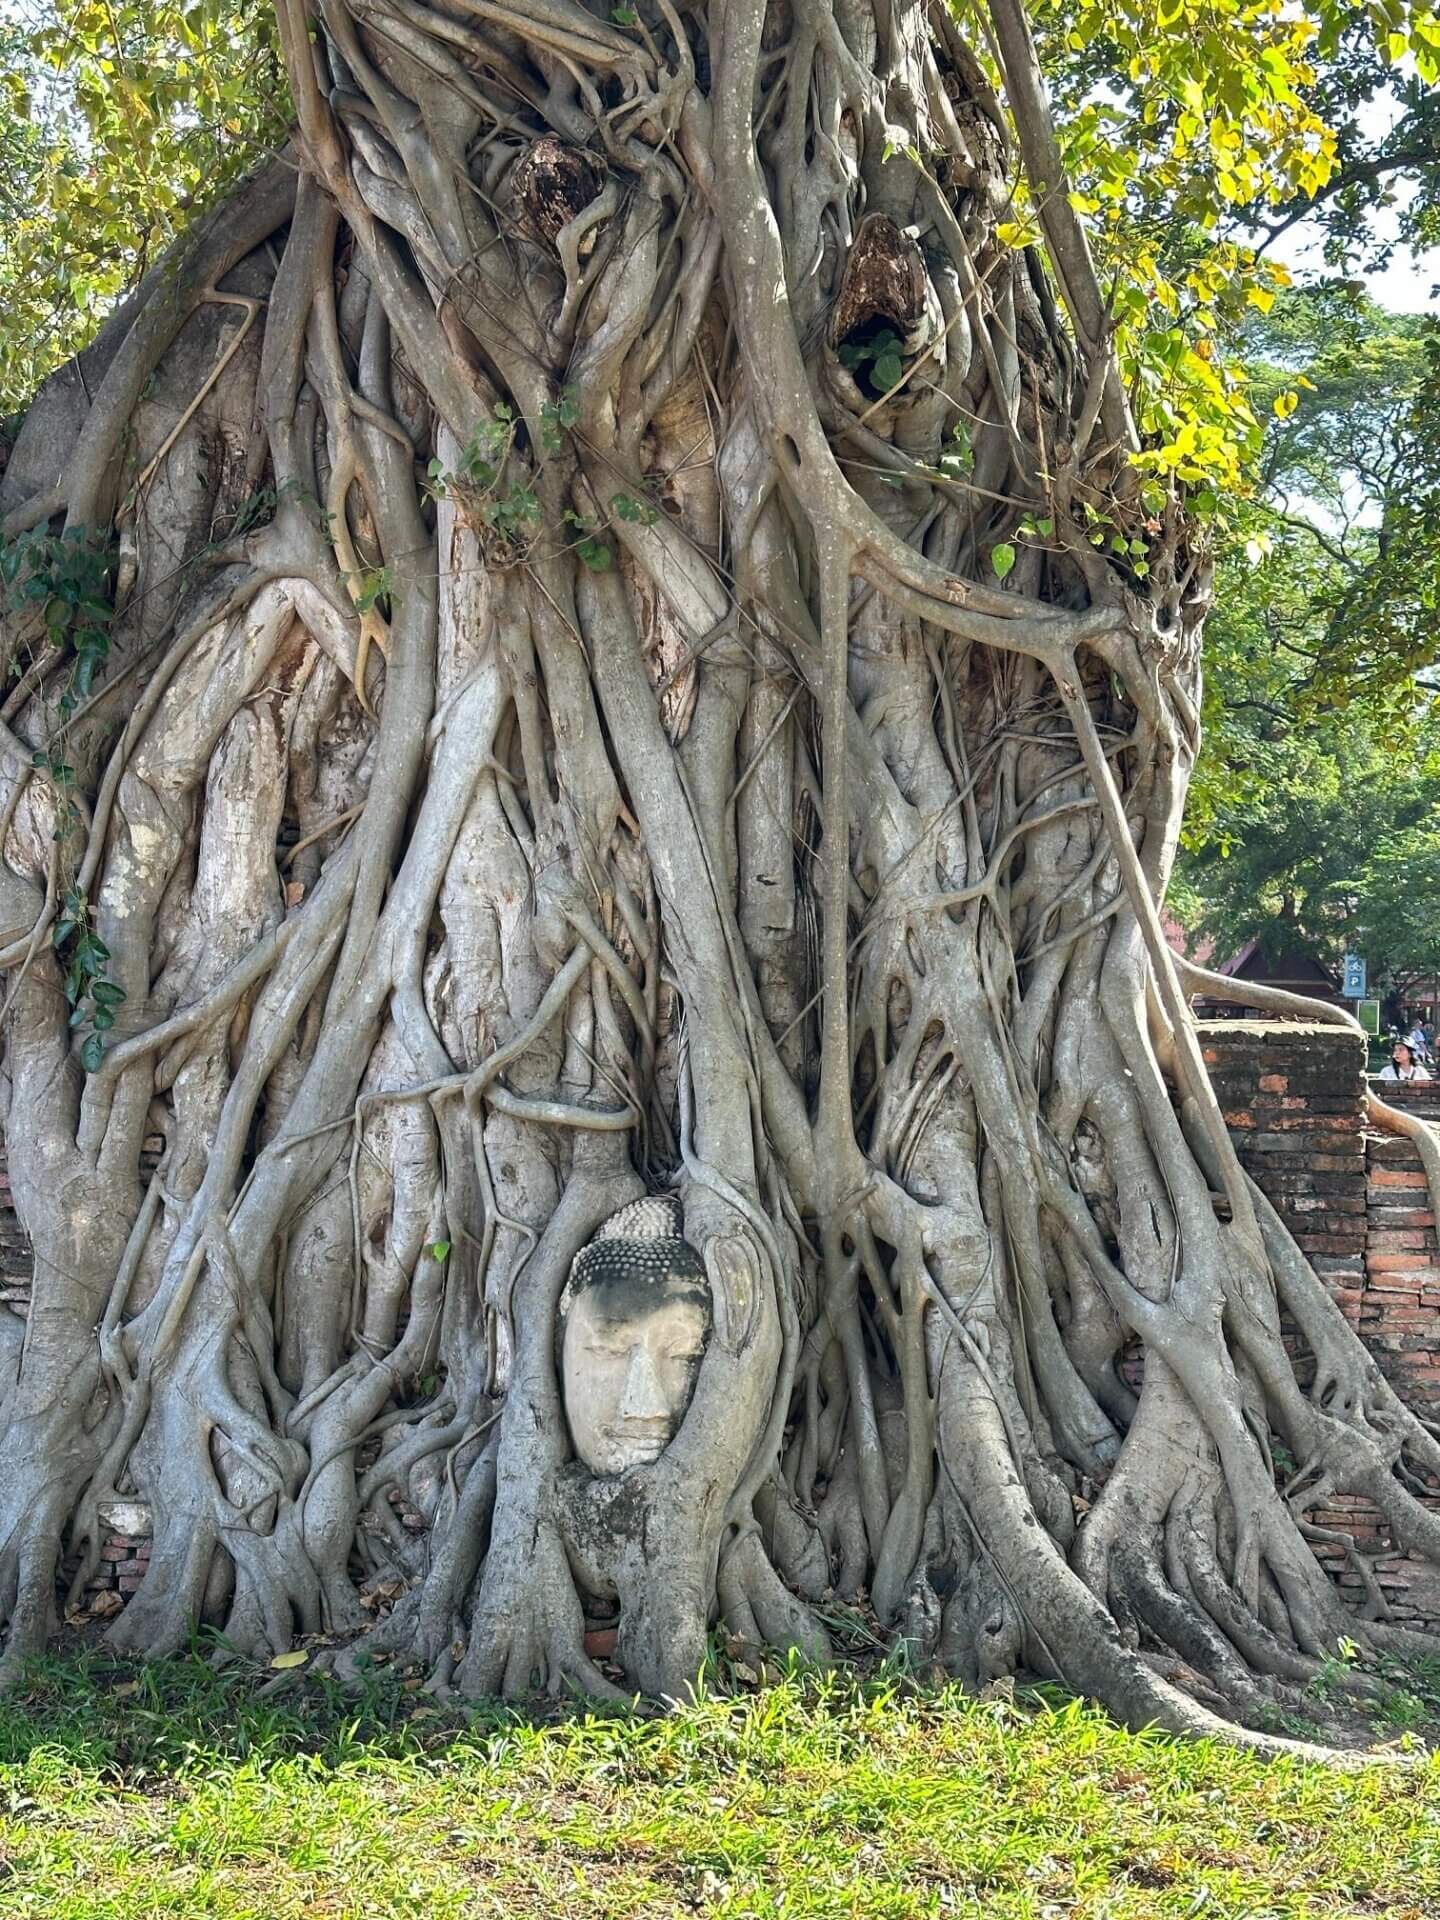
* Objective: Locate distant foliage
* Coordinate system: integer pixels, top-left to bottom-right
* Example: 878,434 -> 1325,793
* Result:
1175,293 -> 1440,985
0,0 -> 289,411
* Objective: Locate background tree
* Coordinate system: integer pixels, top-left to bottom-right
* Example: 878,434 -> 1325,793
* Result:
1177,291 -> 1440,985
0,0 -> 288,413
1174,710 -> 1440,992
2,0 -> 1440,1750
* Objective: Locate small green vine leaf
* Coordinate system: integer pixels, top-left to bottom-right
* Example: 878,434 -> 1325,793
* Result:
991,542 -> 1017,581
564,508 -> 615,569
540,386 -> 581,452
872,348 -> 904,390
610,491 -> 658,527
350,565 -> 394,614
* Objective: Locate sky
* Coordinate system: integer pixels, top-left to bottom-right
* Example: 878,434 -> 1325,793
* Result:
1270,92 -> 1438,315
1278,204 -> 1438,313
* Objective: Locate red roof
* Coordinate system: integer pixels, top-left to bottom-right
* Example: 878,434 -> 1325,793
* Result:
1161,913 -> 1216,969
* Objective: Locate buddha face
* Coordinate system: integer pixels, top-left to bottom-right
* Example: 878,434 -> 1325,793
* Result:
561,1230 -> 709,1476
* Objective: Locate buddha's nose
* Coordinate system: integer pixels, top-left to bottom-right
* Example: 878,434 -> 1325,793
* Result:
620,1342 -> 670,1421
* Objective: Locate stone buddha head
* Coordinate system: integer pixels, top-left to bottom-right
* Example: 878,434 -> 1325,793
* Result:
560,1196 -> 710,1476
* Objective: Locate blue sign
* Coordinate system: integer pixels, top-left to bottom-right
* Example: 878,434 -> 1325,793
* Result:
1342,953 -> 1367,998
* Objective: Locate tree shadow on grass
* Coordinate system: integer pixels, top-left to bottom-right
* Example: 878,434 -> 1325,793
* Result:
0,1598 -> 959,1776
0,1625 -> 950,1780
0,1641 -> 658,1777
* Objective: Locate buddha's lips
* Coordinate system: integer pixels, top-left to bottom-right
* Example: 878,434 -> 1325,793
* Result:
604,1421 -> 672,1451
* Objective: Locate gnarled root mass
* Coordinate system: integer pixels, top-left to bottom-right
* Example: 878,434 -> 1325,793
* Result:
0,0 -> 1434,1748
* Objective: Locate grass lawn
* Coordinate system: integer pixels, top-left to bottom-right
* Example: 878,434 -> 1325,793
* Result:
0,1653 -> 1437,1918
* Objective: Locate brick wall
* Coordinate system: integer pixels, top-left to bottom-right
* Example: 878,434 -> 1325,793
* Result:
0,1155 -> 31,1316
1372,1078 -> 1440,1125
1200,1021 -> 1440,1628
1199,1020 -> 1369,1292
1197,1035 -> 1440,1417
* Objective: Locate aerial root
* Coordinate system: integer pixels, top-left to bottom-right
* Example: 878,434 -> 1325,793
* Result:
719,1529 -> 832,1667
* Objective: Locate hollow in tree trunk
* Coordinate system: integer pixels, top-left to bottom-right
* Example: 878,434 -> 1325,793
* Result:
0,0 -> 1436,1746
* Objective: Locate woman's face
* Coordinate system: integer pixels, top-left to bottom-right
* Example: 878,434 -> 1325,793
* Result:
1395,1045 -> 1414,1070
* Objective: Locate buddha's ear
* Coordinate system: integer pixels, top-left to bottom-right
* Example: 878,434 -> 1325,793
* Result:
705,1233 -> 761,1356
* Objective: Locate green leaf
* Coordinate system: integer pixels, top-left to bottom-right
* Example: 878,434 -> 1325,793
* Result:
80,1031 -> 105,1072
610,491 -> 656,525
991,542 -> 1016,581
945,419 -> 974,474
426,1240 -> 452,1262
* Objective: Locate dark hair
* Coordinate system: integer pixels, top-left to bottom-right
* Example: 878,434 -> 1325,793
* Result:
1393,1043 -> 1414,1066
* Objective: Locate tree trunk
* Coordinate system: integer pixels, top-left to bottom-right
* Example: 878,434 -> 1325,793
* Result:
0,0 -> 1435,1746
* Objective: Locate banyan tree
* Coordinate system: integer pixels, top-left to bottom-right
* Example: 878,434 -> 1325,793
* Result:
0,0 -> 1436,1744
